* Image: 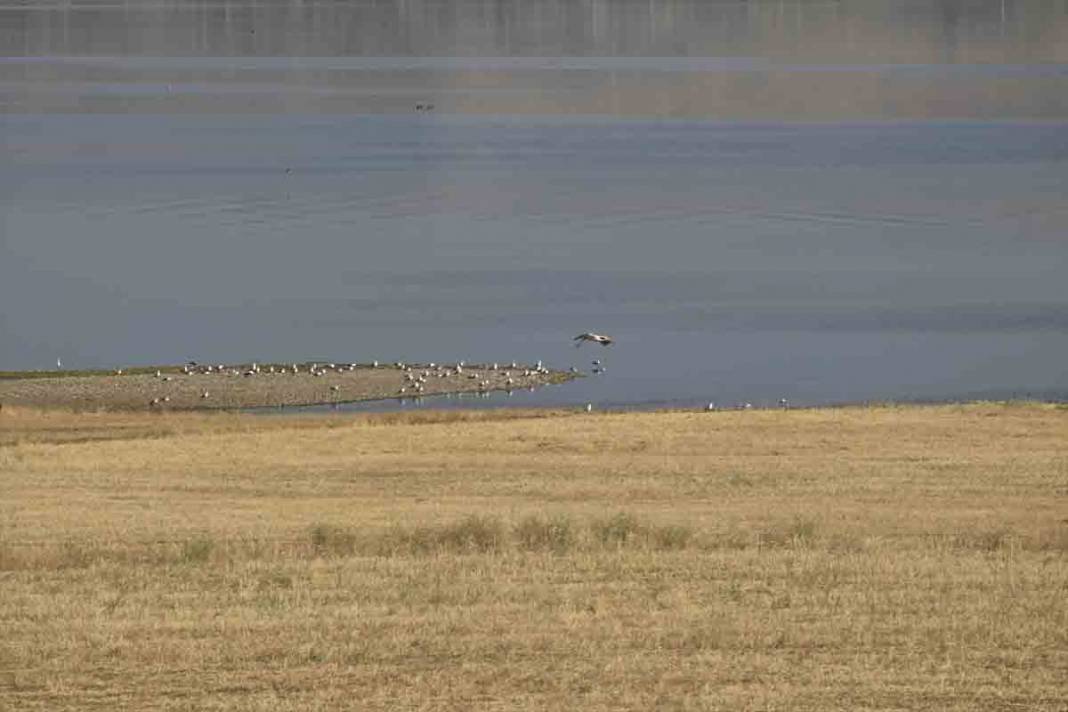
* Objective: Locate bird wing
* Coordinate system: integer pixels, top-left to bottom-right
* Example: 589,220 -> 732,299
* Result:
573,333 -> 591,341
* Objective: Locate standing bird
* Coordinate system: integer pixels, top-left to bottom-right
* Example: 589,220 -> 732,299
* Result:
574,333 -> 613,347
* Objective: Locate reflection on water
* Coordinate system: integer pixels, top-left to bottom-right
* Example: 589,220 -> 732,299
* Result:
3,0 -> 1066,61
1,1 -> 1067,407
2,0 -> 1068,118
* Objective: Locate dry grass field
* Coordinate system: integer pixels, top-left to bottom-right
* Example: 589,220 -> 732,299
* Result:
1,403 -> 1066,710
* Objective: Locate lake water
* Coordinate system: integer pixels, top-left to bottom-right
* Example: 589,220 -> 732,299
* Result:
2,1 -> 1067,409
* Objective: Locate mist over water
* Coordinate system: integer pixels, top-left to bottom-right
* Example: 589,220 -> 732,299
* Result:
2,1 -> 1067,408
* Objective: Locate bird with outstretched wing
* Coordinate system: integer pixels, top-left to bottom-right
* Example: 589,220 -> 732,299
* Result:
574,332 -> 613,347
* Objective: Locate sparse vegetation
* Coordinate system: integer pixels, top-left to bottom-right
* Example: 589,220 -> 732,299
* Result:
1,403 -> 1066,710
180,536 -> 215,564
759,514 -> 820,549
514,513 -> 575,553
308,523 -> 357,556
591,511 -> 644,547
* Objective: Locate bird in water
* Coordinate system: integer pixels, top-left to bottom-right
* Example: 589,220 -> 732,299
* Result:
574,332 -> 613,347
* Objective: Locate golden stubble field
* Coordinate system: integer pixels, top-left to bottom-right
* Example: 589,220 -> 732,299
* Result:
1,403 -> 1066,710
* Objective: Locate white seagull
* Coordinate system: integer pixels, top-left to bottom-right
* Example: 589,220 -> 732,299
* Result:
573,332 -> 613,347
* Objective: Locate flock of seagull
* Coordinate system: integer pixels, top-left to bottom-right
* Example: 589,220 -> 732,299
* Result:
395,359 -> 553,397
143,358 -> 556,408
68,331 -> 793,412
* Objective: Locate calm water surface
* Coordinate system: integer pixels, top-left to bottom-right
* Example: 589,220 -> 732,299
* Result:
2,1 -> 1067,408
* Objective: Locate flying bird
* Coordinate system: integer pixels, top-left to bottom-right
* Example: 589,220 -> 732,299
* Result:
574,332 -> 613,347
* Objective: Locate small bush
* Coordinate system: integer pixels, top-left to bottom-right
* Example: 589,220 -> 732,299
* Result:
1031,526 -> 1068,552
651,524 -> 693,550
378,516 -> 507,556
354,514 -> 704,557
761,516 -> 820,549
789,516 -> 819,546
514,514 -> 574,553
701,529 -> 754,551
309,524 -> 356,556
257,572 -> 294,590
437,515 -> 504,553
725,472 -> 753,488
954,527 -> 1013,552
379,526 -> 436,556
592,512 -> 644,547
59,541 -> 96,568
180,537 -> 214,564
826,532 -> 865,553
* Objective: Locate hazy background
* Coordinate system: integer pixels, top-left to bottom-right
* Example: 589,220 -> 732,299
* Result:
2,0 -> 1067,408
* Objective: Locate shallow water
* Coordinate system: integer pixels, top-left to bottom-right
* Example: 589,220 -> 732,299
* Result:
2,1 -> 1067,409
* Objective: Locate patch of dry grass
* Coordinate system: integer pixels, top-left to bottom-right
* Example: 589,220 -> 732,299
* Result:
1,403 -> 1066,710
